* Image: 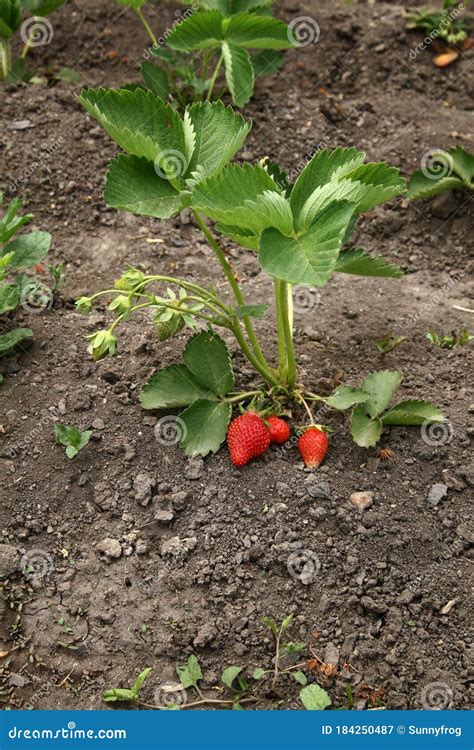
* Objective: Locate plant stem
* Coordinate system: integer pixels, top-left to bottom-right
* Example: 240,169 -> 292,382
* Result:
0,40 -> 10,80
138,696 -> 256,710
271,627 -> 283,693
274,279 -> 288,377
20,18 -> 40,60
206,53 -> 223,101
224,390 -> 263,403
298,394 -> 315,424
192,210 -> 268,367
279,282 -> 297,388
135,8 -> 158,47
231,323 -> 279,387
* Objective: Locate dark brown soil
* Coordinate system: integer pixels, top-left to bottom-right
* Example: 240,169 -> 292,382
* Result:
1,0 -> 473,712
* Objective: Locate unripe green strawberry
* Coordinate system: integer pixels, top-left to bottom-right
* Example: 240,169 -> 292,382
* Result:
267,415 -> 291,444
154,315 -> 185,341
298,426 -> 328,468
227,412 -> 271,467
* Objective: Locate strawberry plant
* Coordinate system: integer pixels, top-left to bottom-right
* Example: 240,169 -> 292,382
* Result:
0,0 -> 67,83
77,89 -> 445,460
113,0 -> 294,107
0,191 -> 52,383
408,146 -> 474,199
406,0 -> 470,47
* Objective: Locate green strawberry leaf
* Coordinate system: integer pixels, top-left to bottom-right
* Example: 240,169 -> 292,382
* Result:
300,684 -> 332,710
140,61 -> 169,100
105,155 -> 182,219
0,327 -> 33,356
335,247 -> 403,278
167,11 -> 224,51
78,88 -> 187,165
183,331 -> 234,396
407,172 -> 465,200
450,146 -> 474,184
179,399 -> 232,457
360,369 -> 402,418
190,163 -> 282,230
140,363 -> 212,410
224,13 -> 294,49
381,400 -> 445,426
251,49 -> 284,78
290,147 -> 366,225
222,41 -> 254,107
184,100 -> 251,180
293,671 -> 308,686
350,406 -> 383,448
4,231 -> 52,268
259,200 -> 355,286
325,385 -> 371,410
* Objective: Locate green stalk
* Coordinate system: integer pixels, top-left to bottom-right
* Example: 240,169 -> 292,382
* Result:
135,7 -> 158,47
231,322 -> 279,388
20,18 -> 41,60
279,281 -> 297,388
192,210 -> 268,367
274,279 -> 288,377
1,40 -> 10,80
206,53 -> 223,101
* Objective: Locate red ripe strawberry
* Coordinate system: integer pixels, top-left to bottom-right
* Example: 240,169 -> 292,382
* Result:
267,416 -> 291,445
298,427 -> 328,468
227,412 -> 271,467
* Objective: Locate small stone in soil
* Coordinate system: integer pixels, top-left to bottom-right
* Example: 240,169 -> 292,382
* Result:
427,483 -> 448,507
307,480 -> 331,499
133,473 -> 156,506
350,491 -> 374,510
0,544 -> 19,578
91,418 -> 105,430
184,458 -> 205,480
96,538 -> 122,559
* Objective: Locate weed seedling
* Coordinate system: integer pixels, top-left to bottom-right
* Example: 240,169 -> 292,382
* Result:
54,424 -> 92,459
426,329 -> 473,349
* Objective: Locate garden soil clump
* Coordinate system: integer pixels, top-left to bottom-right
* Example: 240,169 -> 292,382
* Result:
1,0 -> 473,711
